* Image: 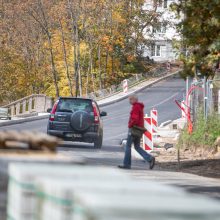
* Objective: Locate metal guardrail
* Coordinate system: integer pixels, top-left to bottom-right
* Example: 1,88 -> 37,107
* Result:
87,67 -> 168,100
1,67 -> 168,117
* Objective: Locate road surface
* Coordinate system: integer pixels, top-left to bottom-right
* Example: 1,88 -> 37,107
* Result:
2,76 -> 220,200
0,76 -> 185,145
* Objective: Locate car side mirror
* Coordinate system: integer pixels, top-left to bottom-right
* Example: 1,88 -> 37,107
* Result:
47,108 -> 52,113
100,111 -> 107,117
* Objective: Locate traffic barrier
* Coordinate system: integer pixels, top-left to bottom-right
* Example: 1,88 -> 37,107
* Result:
123,79 -> 128,93
143,115 -> 153,152
151,109 -> 158,133
181,101 -> 186,119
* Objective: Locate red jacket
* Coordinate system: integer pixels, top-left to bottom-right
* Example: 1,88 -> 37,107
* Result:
128,102 -> 144,128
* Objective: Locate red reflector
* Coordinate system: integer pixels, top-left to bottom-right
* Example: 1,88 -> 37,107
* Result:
92,102 -> 99,123
49,114 -> 55,121
49,100 -> 59,121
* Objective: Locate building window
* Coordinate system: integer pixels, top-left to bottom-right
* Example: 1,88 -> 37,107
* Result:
153,23 -> 166,33
153,0 -> 163,8
156,45 -> 161,56
153,0 -> 168,8
164,0 -> 168,8
158,0 -> 163,7
151,45 -> 161,57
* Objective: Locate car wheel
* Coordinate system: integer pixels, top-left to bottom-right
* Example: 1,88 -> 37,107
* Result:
94,136 -> 103,149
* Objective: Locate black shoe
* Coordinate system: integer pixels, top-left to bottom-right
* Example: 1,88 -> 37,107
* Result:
118,165 -> 131,169
149,157 -> 155,170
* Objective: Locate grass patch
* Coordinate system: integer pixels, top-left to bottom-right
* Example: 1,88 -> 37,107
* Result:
178,112 -> 220,152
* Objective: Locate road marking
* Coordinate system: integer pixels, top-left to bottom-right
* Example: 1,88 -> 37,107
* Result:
149,89 -> 184,109
103,90 -> 184,122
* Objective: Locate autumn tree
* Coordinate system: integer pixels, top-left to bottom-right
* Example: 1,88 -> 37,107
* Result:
0,0 -> 161,104
172,0 -> 220,78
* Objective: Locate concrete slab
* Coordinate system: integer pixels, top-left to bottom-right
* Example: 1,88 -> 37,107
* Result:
0,152 -> 86,220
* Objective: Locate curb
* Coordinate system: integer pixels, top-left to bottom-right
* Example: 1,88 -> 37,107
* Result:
0,115 -> 49,128
98,70 -> 180,107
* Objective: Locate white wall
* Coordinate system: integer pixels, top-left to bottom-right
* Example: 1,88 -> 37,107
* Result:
142,0 -> 180,62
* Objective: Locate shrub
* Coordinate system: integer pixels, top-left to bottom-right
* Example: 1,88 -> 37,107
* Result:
178,112 -> 220,151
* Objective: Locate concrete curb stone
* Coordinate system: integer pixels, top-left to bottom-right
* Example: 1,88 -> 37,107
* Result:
0,115 -> 49,128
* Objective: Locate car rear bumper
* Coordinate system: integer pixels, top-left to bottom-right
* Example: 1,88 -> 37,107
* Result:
47,130 -> 99,143
0,116 -> 11,120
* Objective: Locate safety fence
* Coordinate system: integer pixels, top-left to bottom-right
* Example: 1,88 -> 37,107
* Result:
176,75 -> 220,133
189,78 -> 220,121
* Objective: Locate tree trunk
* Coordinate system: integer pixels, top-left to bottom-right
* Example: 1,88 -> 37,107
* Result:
58,18 -> 73,96
28,0 -> 60,97
89,46 -> 95,92
104,49 -> 109,88
67,0 -> 79,97
77,27 -> 82,97
86,65 -> 90,96
47,35 -> 60,98
98,44 -> 102,90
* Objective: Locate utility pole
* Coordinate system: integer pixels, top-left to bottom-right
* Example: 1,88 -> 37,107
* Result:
203,76 -> 208,120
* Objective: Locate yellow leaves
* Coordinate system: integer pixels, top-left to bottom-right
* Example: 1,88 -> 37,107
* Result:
112,11 -> 126,24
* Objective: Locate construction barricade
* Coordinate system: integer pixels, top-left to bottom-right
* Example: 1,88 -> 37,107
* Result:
151,109 -> 158,134
123,79 -> 128,93
143,114 -> 153,152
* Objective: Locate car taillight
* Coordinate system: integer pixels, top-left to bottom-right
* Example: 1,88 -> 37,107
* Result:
92,102 -> 99,124
49,101 -> 59,121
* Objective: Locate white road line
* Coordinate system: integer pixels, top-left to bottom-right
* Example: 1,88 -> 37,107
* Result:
149,89 -> 184,108
103,89 -> 184,122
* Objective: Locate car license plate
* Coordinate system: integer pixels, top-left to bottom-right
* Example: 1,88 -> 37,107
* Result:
73,134 -> 82,138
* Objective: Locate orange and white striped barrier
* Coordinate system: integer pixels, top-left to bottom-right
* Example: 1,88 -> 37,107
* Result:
123,79 -> 128,93
151,109 -> 158,133
181,101 -> 186,119
143,115 -> 153,152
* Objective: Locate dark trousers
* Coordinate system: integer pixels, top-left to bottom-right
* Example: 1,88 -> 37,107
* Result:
123,130 -> 152,167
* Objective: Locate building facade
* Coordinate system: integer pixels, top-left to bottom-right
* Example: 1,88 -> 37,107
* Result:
142,0 -> 180,62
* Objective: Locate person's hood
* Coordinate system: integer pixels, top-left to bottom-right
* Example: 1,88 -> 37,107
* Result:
133,102 -> 144,109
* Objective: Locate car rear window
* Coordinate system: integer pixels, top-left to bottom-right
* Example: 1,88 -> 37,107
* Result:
0,108 -> 8,114
57,99 -> 94,113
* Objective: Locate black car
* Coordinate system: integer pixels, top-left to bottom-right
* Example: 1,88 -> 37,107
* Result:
47,97 -> 107,148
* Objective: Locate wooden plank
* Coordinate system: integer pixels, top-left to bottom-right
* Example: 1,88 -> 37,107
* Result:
0,131 -> 60,152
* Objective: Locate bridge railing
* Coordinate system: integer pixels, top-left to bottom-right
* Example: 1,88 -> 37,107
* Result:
2,94 -> 52,117
1,66 -> 177,117
87,67 -> 168,100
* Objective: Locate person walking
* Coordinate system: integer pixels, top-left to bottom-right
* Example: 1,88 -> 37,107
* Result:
118,95 -> 155,169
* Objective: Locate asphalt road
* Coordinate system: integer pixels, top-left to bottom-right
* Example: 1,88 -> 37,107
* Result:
0,76 -> 185,145
1,76 -> 220,201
